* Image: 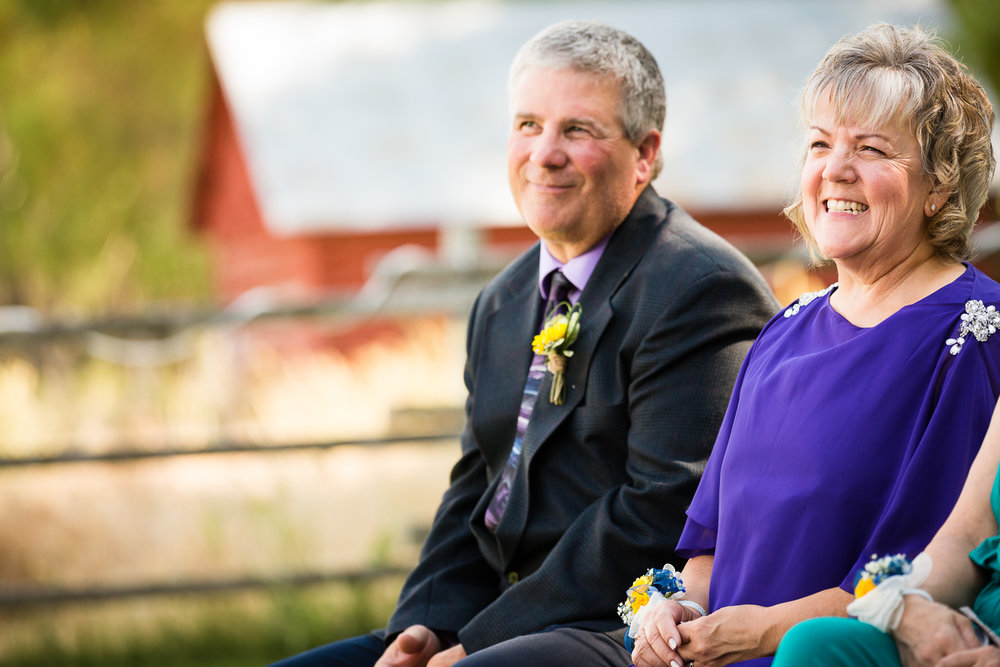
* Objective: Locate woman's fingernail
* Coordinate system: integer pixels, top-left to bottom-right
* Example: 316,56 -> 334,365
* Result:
670,661 -> 681,667
668,637 -> 677,650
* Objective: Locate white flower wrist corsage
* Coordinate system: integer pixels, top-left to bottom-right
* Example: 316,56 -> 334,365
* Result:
846,552 -> 933,632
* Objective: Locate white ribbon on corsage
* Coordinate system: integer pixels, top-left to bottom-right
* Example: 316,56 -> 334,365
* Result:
628,591 -> 676,642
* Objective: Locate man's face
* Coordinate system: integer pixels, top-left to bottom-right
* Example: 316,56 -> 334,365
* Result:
507,67 -> 658,262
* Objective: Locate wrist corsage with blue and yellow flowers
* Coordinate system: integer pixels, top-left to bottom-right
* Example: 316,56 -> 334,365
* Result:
852,553 -> 914,598
617,564 -> 686,651
847,552 -> 933,632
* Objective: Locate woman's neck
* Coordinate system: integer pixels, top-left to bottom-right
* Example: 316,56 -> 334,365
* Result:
830,250 -> 964,328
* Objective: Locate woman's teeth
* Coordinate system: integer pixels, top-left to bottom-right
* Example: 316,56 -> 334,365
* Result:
826,199 -> 869,214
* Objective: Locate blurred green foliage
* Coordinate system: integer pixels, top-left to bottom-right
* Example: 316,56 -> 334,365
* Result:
949,0 -> 1000,94
0,0 -> 216,313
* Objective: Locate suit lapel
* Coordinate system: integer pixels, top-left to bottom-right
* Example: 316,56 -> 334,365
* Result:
466,251 -> 542,572
493,187 -> 668,564
475,256 -> 543,473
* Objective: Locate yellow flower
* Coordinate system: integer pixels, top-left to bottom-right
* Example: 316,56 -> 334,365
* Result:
854,578 -> 876,598
633,574 -> 652,588
532,317 -> 569,354
625,573 -> 654,614
629,589 -> 650,614
531,303 -> 582,405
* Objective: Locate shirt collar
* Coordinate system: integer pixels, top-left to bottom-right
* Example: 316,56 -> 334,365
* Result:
538,232 -> 612,302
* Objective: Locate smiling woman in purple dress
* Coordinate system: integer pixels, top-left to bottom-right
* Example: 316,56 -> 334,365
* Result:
627,23 -> 1000,667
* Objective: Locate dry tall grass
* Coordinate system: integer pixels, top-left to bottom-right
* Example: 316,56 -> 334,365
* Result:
0,316 -> 467,662
0,317 -> 467,456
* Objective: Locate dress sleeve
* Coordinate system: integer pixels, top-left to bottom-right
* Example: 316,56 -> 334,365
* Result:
837,334 -> 1000,591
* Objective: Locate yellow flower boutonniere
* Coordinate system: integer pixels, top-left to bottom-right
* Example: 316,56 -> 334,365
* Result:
531,302 -> 582,405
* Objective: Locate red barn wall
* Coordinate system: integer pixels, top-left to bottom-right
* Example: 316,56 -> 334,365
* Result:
192,73 -> 543,303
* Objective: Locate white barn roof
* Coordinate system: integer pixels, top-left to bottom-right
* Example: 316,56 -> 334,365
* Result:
205,0 -> 956,235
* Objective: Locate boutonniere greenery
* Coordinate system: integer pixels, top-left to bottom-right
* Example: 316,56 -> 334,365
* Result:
531,302 -> 582,405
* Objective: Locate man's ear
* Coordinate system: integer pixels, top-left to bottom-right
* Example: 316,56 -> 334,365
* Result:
635,130 -> 661,187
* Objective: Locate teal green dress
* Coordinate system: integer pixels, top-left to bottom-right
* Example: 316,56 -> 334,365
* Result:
774,464 -> 1000,666
969,465 -> 1000,631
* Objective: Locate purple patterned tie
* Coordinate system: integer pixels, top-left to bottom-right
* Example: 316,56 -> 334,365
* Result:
484,270 -> 573,532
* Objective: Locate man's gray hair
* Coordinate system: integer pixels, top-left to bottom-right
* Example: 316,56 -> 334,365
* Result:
509,20 -> 666,179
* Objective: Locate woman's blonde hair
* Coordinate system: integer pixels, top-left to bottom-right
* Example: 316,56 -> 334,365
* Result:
784,23 -> 995,264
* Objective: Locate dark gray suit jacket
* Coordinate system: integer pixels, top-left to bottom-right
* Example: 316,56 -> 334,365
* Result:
387,187 -> 779,653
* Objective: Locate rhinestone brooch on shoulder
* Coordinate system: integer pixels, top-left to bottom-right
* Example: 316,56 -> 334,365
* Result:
947,300 -> 1000,355
783,283 -> 838,319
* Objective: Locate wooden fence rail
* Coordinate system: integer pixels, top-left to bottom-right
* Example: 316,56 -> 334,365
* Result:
0,567 -> 412,608
0,433 -> 461,468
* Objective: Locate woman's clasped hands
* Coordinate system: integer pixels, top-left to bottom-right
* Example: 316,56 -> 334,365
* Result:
631,602 -> 771,667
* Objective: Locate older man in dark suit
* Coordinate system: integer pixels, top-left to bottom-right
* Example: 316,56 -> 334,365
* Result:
272,19 -> 778,667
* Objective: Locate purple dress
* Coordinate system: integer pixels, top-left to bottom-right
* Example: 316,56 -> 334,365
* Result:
677,264 -> 1000,666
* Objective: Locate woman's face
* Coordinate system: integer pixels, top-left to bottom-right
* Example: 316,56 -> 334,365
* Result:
801,95 -> 936,272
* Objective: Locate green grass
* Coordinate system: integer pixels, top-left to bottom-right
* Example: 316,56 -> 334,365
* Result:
0,578 -> 404,667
